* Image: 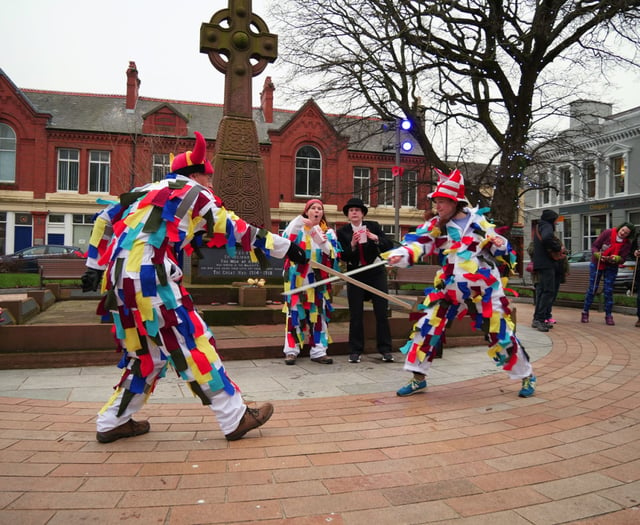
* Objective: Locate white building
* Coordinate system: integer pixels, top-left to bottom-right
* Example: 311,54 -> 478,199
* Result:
524,100 -> 640,254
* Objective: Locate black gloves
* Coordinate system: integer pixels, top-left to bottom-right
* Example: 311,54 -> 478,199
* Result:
286,242 -> 308,265
81,268 -> 104,292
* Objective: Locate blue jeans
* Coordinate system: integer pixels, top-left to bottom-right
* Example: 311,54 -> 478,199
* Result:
583,262 -> 617,316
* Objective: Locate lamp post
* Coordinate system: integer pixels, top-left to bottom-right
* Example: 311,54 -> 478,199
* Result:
384,119 -> 412,242
394,123 -> 401,242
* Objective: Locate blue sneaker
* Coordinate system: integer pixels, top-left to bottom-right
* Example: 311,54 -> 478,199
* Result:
396,378 -> 427,397
518,375 -> 536,398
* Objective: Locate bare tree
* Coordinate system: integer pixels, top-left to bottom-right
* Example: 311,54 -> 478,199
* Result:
270,0 -> 640,227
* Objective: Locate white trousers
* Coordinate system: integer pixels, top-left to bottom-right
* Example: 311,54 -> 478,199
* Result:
96,347 -> 246,435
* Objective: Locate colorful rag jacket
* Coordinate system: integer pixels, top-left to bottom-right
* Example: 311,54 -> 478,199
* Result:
282,215 -> 341,349
385,207 -> 520,369
86,174 -> 290,403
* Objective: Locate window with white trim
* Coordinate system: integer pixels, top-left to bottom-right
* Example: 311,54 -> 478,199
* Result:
380,223 -> 395,238
560,166 -> 572,202
89,150 -> 110,193
0,123 -> 16,184
294,146 -> 321,197
611,155 -> 625,195
540,172 -> 550,206
378,168 -> 393,206
353,167 -> 370,205
584,162 -> 596,199
57,149 -> 80,191
582,214 -> 609,251
401,170 -> 418,207
152,153 -> 170,182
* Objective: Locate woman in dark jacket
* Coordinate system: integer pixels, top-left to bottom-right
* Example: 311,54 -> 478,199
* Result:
531,210 -> 563,332
581,222 -> 634,325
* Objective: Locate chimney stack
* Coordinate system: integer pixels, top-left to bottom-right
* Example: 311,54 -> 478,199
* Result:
569,100 -> 612,129
260,77 -> 275,123
126,61 -> 141,111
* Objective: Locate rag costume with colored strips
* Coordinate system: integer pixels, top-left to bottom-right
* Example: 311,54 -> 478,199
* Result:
386,207 -> 532,380
282,215 -> 341,358
87,174 -> 289,434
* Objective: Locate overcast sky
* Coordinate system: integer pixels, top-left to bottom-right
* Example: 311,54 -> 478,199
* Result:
2,0 -> 639,117
1,0 -> 279,107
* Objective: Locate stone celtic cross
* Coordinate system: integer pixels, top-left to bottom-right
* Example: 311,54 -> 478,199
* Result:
201,0 -> 277,118
200,0 -> 277,227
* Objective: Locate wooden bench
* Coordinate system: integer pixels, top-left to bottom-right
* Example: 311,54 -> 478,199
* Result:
388,264 -> 439,293
558,267 -> 595,295
38,258 -> 88,287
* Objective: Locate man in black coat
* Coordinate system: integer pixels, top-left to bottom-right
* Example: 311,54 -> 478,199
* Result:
337,198 -> 395,363
531,210 -> 563,332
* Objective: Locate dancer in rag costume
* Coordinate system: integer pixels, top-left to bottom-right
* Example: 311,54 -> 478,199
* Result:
282,199 -> 341,365
386,168 -> 536,398
82,131 -> 307,443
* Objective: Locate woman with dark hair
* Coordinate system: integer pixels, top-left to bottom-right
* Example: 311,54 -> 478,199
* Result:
581,222 -> 635,325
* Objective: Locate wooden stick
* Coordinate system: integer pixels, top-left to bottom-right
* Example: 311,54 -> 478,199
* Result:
303,260 -> 414,311
282,259 -> 388,295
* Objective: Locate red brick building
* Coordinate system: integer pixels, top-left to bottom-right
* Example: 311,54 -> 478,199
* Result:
0,62 -> 432,255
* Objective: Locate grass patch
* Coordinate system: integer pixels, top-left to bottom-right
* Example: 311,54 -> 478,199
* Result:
510,285 -> 636,307
0,273 -> 40,288
0,273 -> 81,289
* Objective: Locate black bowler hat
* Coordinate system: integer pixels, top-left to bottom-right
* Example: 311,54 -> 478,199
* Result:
342,197 -> 368,216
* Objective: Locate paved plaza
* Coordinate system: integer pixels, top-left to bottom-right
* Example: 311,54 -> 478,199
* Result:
0,302 -> 638,524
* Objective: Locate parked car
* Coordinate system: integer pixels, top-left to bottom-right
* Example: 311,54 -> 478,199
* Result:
567,250 -> 636,291
0,245 -> 86,273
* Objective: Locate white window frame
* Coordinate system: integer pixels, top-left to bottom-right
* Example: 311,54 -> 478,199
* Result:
582,213 -> 610,251
152,153 -> 170,183
583,161 -> 596,199
560,166 -> 572,203
609,154 -> 626,196
89,150 -> 110,193
401,170 -> 418,207
0,123 -> 16,184
57,148 -> 80,192
539,171 -> 551,206
294,145 -> 322,197
353,167 -> 370,205
378,168 -> 393,206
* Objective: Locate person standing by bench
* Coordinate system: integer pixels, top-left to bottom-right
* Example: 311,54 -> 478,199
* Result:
386,169 -> 536,399
337,197 -> 395,363
81,132 -> 307,444
581,222 -> 634,326
531,211 -> 565,332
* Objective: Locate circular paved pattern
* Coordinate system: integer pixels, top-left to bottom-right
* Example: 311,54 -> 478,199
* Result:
0,303 -> 638,524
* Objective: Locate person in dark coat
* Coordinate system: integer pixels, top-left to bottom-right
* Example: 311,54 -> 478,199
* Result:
337,198 -> 395,363
531,210 -> 563,332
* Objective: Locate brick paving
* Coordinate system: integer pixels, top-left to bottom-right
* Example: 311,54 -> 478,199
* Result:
0,303 -> 639,524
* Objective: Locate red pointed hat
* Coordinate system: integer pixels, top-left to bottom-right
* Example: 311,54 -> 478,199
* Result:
428,168 -> 467,202
170,131 -> 214,176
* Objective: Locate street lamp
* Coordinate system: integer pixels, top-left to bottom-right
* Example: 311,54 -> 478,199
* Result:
383,119 -> 413,241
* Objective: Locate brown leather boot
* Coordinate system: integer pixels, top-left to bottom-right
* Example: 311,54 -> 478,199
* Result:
225,403 -> 274,441
96,419 -> 150,443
